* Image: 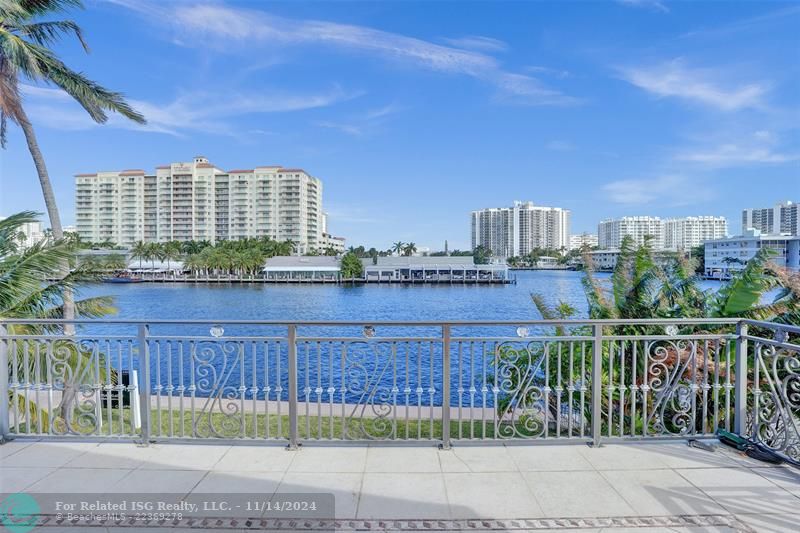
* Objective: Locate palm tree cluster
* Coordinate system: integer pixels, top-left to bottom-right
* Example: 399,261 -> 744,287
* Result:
497,235 -> 800,438
506,246 -> 581,268
130,238 -> 297,278
2,212 -> 115,432
391,241 -> 418,256
580,236 -> 798,325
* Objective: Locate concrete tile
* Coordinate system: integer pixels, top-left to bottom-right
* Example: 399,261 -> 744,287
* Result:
358,473 -> 449,519
277,472 -> 362,519
138,444 -> 230,470
213,445 -> 295,472
506,445 -> 594,471
523,470 -> 635,518
1,441 -> 98,467
578,444 -> 670,471
365,446 -> 440,473
635,442 -> 739,469
108,469 -> 206,493
677,467 -> 800,515
65,442 -> 159,469
287,446 -> 366,473
749,466 -> 800,497
736,512 -> 800,533
191,470 -> 283,494
600,468 -> 727,516
443,472 -> 542,519
27,466 -> 132,493
0,466 -> 55,492
0,440 -> 36,460
439,446 -> 518,472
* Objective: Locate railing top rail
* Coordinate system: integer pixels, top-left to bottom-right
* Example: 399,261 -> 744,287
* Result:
0,318 -> 743,326
741,319 -> 800,334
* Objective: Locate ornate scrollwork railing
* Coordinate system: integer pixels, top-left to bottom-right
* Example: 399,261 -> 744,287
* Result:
1,318 -> 795,448
747,332 -> 800,461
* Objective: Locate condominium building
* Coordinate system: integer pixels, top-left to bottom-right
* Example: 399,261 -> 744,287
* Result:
75,156 -> 324,252
742,201 -> 800,236
597,217 -> 663,249
569,233 -> 598,251
704,229 -> 800,277
662,216 -> 728,251
471,201 -> 570,257
0,216 -> 45,249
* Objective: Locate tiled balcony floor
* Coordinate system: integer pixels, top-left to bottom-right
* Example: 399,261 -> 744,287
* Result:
1,439 -> 798,532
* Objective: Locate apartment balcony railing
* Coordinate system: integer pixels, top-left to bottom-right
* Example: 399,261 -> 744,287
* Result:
1,319 -> 797,457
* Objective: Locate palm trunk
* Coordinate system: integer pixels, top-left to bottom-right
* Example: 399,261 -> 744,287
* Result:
18,107 -> 78,426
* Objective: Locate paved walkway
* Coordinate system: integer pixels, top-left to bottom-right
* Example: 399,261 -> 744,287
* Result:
1,439 -> 798,532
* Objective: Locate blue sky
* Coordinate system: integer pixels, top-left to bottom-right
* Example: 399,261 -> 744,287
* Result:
2,0 -> 799,250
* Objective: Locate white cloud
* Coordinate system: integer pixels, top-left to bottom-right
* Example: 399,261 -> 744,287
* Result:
441,35 -> 508,52
675,130 -> 799,168
676,144 -> 798,167
20,83 -> 357,136
111,1 -> 578,107
617,0 -> 669,13
603,175 -> 711,206
315,103 -> 402,137
619,59 -> 768,111
525,65 -> 571,79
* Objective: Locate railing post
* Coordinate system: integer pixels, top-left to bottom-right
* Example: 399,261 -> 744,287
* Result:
0,323 -> 10,442
287,324 -> 299,450
734,321 -> 749,436
441,324 -> 451,450
137,324 -> 152,445
591,324 -> 603,447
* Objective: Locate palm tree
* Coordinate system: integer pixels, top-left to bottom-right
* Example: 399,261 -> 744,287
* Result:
1,212 -> 115,431
392,241 -> 405,256
131,241 -> 148,270
145,242 -> 163,272
1,0 -> 145,323
163,241 -> 182,276
402,242 -> 417,257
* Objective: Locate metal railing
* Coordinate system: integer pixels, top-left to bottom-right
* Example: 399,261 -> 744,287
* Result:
1,318 -> 798,458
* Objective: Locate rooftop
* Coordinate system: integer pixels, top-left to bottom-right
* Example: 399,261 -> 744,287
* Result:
263,256 -> 340,271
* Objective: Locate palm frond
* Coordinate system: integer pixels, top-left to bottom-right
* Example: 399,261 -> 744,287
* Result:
18,20 -> 88,50
710,248 -> 778,317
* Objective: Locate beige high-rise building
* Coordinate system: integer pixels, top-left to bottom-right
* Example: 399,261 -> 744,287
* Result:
75,156 -> 324,252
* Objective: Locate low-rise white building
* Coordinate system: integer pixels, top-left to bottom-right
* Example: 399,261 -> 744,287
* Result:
704,230 -> 800,277
262,256 -> 340,281
586,250 -> 620,270
569,233 -> 598,250
319,233 -> 346,254
361,256 -> 509,283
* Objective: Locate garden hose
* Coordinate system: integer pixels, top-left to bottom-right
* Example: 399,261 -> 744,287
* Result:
716,428 -> 800,469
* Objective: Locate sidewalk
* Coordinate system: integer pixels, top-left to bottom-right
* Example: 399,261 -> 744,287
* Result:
1,439 -> 798,532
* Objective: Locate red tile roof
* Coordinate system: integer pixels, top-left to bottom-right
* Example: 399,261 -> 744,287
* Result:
279,168 -> 305,173
195,163 -> 215,168
74,173 -> 97,177
228,169 -> 254,173
120,170 -> 146,176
